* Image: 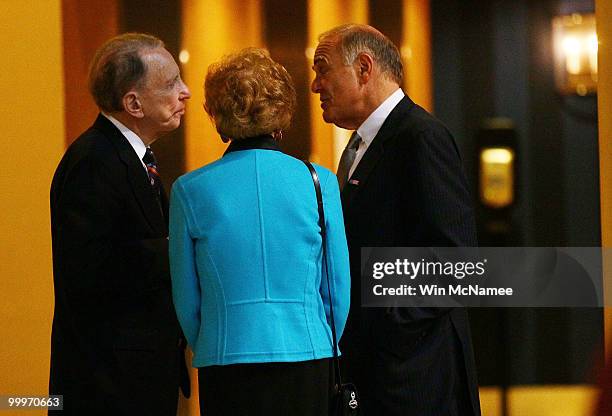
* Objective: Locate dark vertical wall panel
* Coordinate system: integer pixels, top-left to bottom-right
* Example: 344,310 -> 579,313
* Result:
120,0 -> 185,190
432,0 -> 602,388
432,0 -> 496,192
459,0 -> 495,188
432,0 -> 463,142
492,0 -> 531,244
562,96 -> 600,245
368,0 -> 402,54
263,0 -> 310,159
528,0 -> 565,246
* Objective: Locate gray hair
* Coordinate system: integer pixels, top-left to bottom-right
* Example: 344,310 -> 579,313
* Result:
88,33 -> 165,113
319,24 -> 403,84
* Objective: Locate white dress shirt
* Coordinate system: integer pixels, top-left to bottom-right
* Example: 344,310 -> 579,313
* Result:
102,113 -> 149,172
349,88 -> 405,178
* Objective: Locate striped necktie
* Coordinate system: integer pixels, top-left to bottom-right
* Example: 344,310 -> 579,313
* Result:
336,131 -> 362,190
143,147 -> 161,195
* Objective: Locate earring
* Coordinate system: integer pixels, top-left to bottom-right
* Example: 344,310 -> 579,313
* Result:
273,130 -> 283,141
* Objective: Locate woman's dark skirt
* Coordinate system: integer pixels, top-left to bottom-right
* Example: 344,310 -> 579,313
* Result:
198,358 -> 331,415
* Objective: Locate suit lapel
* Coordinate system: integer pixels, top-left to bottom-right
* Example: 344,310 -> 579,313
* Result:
342,96 -> 415,207
341,137 -> 383,207
160,183 -> 170,229
93,114 -> 167,234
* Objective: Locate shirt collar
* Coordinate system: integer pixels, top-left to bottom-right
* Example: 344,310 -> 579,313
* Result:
102,112 -> 148,162
356,88 -> 405,146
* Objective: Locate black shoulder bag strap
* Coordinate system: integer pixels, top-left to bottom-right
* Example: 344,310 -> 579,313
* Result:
302,161 -> 360,416
302,160 -> 342,387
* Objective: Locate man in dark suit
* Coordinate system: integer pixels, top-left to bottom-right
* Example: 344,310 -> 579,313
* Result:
311,24 -> 481,415
49,33 -> 191,415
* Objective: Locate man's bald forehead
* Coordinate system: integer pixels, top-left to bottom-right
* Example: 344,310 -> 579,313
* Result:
314,38 -> 337,62
316,23 -> 403,84
319,23 -> 384,42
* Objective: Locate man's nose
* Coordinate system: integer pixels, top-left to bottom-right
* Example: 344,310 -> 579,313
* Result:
310,77 -> 319,94
180,81 -> 191,100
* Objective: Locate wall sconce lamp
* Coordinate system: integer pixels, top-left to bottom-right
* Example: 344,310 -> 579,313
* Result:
480,147 -> 515,209
552,13 -> 597,96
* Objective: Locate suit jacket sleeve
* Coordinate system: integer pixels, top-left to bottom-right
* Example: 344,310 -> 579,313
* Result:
168,181 -> 201,348
317,167 -> 351,341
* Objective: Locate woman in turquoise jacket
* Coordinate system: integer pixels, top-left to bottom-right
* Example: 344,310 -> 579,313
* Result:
169,48 -> 350,416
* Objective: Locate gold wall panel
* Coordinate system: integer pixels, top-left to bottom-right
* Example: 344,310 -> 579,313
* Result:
0,0 -> 65,401
182,0 -> 263,172
403,0 -> 433,113
307,0 -> 368,169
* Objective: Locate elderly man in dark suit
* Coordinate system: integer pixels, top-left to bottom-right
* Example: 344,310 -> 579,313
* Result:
311,24 -> 481,415
49,33 -> 191,415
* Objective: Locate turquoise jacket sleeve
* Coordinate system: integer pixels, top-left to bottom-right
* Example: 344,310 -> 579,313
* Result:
168,181 -> 201,348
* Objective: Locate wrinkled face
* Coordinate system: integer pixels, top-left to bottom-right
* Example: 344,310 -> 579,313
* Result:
311,37 -> 363,129
138,48 -> 191,138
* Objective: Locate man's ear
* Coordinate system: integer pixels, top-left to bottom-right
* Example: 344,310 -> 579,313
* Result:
356,52 -> 374,83
122,91 -> 144,118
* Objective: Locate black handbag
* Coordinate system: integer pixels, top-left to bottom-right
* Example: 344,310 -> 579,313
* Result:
303,161 -> 360,416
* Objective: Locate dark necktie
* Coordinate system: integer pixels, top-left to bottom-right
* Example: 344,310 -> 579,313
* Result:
143,147 -> 161,196
336,131 -> 362,190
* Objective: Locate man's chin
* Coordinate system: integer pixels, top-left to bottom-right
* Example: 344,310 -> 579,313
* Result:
322,111 -> 350,129
155,120 -> 181,138
166,118 -> 182,130
322,110 -> 335,124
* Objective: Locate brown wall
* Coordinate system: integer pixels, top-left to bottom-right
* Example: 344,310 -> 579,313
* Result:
61,0 -> 119,144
